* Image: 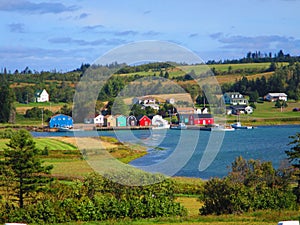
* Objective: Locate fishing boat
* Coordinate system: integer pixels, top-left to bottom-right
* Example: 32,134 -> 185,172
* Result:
211,124 -> 235,132
231,122 -> 254,129
170,123 -> 187,130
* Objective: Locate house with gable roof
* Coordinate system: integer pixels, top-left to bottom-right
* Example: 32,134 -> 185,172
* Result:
35,89 -> 49,102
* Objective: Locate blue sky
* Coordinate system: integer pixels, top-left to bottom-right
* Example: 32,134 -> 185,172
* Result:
1,0 -> 300,72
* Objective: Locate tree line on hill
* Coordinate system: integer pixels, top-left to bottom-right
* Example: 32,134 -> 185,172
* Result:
222,62 -> 300,101
207,49 -> 300,64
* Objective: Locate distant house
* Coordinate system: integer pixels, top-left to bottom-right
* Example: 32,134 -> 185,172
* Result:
138,115 -> 151,126
84,114 -> 95,124
176,107 -> 195,114
133,96 -> 159,111
226,105 -> 253,115
223,92 -> 248,105
49,114 -> 73,128
116,115 -> 127,127
127,115 -> 137,126
265,93 -> 288,102
166,98 -> 175,104
104,115 -> 116,127
94,114 -> 104,126
35,89 -> 49,102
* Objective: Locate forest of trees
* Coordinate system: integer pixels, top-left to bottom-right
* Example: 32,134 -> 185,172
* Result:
222,62 -> 300,100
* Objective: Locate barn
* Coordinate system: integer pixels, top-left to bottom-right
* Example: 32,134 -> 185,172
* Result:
49,114 -> 73,128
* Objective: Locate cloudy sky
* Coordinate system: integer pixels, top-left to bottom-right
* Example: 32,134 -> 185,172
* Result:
1,0 -> 300,72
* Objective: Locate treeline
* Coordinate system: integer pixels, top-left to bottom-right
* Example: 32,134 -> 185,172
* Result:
207,50 -> 300,64
222,62 -> 300,100
115,62 -> 175,74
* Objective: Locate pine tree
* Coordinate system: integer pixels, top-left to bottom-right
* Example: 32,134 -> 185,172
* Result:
285,133 -> 300,203
0,74 -> 15,123
2,129 -> 53,208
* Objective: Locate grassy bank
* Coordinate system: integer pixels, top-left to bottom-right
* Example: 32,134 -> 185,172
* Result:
30,208 -> 299,225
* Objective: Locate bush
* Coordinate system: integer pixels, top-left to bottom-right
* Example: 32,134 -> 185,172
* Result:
199,157 -> 298,215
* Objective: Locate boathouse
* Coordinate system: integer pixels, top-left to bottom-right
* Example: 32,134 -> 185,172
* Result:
104,115 -> 116,127
127,115 -> 137,126
138,115 -> 151,126
116,115 -> 127,127
178,114 -> 214,125
49,114 -> 73,128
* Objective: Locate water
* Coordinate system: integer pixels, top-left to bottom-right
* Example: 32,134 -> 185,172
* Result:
32,125 -> 300,179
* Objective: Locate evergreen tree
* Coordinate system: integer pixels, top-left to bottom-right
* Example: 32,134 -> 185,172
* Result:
0,74 -> 15,123
1,129 -> 53,208
285,133 -> 300,203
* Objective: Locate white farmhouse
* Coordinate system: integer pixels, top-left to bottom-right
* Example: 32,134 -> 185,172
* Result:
35,89 -> 49,102
223,92 -> 248,105
265,93 -> 287,102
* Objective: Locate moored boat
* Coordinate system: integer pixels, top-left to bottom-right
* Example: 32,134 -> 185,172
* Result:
211,124 -> 235,131
170,123 -> 187,130
58,127 -> 83,132
231,122 -> 254,129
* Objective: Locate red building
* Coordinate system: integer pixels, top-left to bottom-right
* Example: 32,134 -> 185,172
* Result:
178,114 -> 214,125
138,115 -> 151,126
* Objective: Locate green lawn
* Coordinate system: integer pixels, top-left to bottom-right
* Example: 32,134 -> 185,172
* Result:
0,138 -> 77,151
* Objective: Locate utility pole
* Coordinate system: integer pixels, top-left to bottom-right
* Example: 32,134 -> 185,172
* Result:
41,108 -> 44,128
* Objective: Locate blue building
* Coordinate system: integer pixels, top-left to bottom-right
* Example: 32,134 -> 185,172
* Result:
49,114 -> 73,128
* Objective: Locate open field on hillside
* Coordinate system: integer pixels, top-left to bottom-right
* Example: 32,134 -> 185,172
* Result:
0,137 -> 77,151
15,102 -> 67,114
225,101 -> 300,125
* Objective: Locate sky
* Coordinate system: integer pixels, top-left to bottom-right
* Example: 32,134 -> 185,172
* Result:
1,0 -> 300,72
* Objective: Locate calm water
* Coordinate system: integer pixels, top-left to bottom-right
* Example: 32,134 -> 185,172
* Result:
32,125 -> 300,179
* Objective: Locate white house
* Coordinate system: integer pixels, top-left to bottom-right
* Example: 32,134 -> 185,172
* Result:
265,93 -> 288,102
94,114 -> 104,126
223,92 -> 248,105
35,89 -> 49,102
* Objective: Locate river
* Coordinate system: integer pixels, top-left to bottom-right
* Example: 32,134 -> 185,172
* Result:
32,125 -> 300,179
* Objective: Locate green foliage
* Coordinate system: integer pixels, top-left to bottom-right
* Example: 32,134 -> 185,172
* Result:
25,106 -> 53,119
0,74 -> 15,123
0,128 -> 16,139
0,129 -> 53,208
286,133 -> 300,202
199,156 -> 297,215
0,172 -> 187,224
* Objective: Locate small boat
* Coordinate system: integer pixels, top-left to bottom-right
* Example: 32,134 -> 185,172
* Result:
211,124 -> 235,132
170,123 -> 187,130
152,123 -> 170,130
58,127 -> 83,132
231,122 -> 254,129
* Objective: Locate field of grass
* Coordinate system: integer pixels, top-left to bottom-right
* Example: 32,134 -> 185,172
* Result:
0,137 -> 77,151
15,101 -> 67,114
225,101 -> 300,125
